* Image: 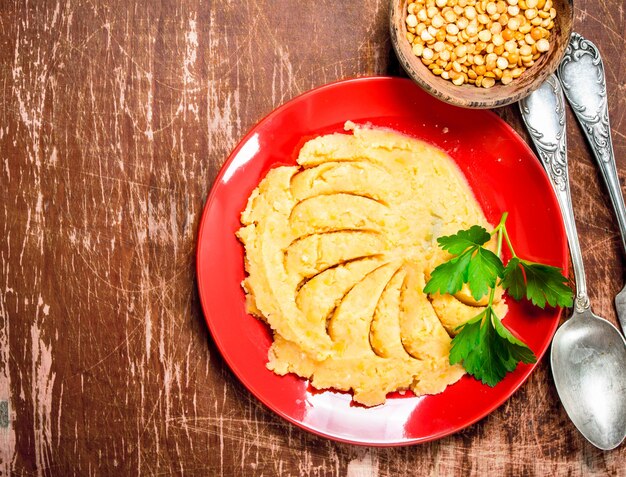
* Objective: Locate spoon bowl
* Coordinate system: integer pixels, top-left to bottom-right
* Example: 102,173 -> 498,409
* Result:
551,309 -> 626,449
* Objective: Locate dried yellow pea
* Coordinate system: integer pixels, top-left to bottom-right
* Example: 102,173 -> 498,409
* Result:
404,0 -> 555,88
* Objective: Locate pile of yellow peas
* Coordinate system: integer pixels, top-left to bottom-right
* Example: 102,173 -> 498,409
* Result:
405,0 -> 556,88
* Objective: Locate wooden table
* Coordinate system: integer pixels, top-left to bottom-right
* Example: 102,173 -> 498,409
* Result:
1,1 -> 624,475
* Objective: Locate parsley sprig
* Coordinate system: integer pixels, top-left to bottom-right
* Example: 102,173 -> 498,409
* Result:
424,212 -> 573,386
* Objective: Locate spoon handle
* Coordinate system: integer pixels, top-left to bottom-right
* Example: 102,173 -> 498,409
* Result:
558,33 -> 626,254
519,75 -> 590,312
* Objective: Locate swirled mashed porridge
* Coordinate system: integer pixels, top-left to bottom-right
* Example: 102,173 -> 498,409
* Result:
237,122 -> 506,406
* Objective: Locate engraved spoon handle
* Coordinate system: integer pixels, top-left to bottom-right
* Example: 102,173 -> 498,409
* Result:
519,74 -> 589,312
558,33 -> 626,253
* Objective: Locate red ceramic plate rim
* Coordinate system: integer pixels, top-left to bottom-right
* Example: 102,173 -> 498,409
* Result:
196,76 -> 568,446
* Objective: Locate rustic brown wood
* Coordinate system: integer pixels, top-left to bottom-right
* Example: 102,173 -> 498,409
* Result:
0,0 -> 624,475
390,0 -> 574,108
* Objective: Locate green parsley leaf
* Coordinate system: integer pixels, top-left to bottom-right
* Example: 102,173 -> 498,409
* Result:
437,225 -> 491,255
492,315 -> 537,365
522,261 -> 573,308
467,247 -> 504,300
501,257 -> 525,300
502,259 -> 573,308
449,310 -> 486,365
423,251 -> 472,296
450,307 -> 537,386
424,242 -> 503,300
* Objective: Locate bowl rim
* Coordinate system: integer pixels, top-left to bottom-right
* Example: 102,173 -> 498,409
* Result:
389,0 -> 574,109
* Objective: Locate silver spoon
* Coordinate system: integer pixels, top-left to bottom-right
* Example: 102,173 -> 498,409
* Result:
558,32 -> 626,335
520,74 -> 626,450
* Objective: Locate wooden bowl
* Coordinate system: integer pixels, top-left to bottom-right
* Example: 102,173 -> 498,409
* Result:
390,0 -> 573,108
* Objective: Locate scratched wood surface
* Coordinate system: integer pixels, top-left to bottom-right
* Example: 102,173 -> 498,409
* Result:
1,0 -> 625,475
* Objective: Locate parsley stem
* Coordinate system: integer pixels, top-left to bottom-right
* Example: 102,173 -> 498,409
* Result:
491,212 -> 507,238
502,225 -> 517,258
495,219 -> 504,261
486,213 -> 506,316
497,211 -> 509,230
492,212 -> 517,258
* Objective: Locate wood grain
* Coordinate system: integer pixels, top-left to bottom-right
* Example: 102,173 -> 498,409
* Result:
0,0 -> 624,475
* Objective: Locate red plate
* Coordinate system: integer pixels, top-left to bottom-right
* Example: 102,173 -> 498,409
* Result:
196,76 -> 567,445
